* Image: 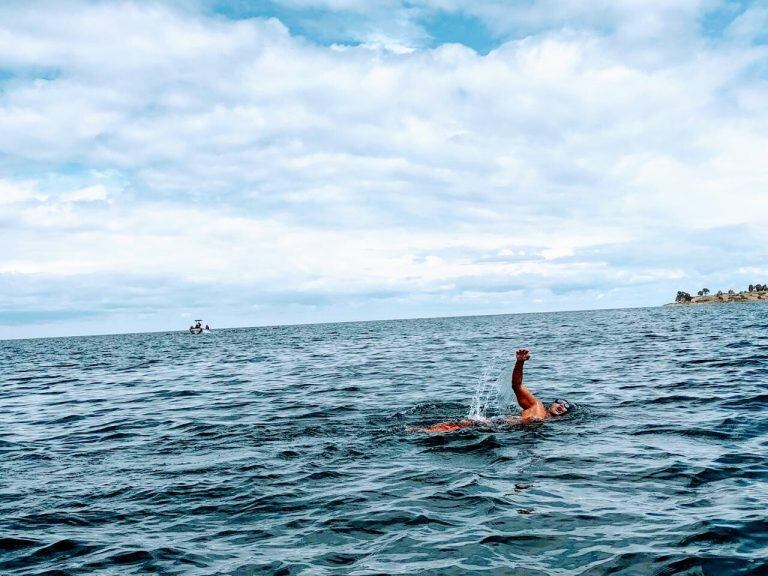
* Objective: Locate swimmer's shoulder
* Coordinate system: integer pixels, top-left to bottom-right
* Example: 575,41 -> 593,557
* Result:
520,402 -> 547,421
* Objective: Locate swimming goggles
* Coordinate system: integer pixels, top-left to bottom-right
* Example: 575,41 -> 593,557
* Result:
554,399 -> 573,412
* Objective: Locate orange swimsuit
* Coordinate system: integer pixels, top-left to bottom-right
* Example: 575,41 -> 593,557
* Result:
421,420 -> 474,433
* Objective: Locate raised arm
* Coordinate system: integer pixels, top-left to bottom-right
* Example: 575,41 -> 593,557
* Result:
511,349 -> 540,410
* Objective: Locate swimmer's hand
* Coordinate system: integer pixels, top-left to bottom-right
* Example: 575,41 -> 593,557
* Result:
515,349 -> 531,362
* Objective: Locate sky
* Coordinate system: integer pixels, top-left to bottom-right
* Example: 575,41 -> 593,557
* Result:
1,0 -> 768,338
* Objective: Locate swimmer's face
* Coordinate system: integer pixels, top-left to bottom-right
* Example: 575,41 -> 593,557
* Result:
547,401 -> 570,417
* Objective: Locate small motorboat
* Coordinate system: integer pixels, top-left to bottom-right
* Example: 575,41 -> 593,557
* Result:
189,320 -> 211,334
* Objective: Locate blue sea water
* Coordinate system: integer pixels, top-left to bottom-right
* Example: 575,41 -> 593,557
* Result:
1,305 -> 767,575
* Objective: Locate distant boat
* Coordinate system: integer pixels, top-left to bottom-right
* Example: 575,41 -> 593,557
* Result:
189,319 -> 211,335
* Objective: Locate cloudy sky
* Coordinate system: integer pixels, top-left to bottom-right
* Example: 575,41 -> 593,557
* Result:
1,0 -> 767,338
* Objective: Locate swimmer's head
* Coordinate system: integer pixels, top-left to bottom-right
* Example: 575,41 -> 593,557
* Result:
547,399 -> 574,417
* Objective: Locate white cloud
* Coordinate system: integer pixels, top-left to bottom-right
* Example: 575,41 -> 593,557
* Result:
0,179 -> 47,204
61,184 -> 108,203
1,1 -> 767,334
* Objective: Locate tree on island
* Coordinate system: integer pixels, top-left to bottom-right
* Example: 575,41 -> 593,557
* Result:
701,288 -> 710,295
749,284 -> 754,292
716,290 -> 723,296
728,289 -> 735,295
676,291 -> 692,303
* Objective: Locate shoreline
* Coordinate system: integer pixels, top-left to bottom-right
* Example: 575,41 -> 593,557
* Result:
667,290 -> 768,306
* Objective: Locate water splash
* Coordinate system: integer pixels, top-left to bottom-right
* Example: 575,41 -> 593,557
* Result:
467,356 -> 507,419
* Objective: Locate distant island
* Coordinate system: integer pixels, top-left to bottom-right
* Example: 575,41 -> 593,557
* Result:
669,284 -> 768,305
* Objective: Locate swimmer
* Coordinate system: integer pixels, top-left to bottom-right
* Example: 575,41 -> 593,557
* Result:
414,349 -> 573,433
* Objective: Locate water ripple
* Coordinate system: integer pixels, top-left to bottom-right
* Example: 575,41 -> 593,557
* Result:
2,305 -> 768,574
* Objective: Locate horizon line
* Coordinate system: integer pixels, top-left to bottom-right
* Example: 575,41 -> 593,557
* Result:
0,302 -> 668,343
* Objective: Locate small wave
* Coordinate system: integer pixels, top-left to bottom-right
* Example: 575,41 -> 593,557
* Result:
722,393 -> 768,409
4,306 -> 767,575
323,510 -> 455,532
424,435 -> 502,453
1,538 -> 102,571
301,470 -> 349,481
232,560 -> 308,575
0,536 -> 39,551
632,426 -> 733,440
480,533 -> 546,545
678,518 -> 768,547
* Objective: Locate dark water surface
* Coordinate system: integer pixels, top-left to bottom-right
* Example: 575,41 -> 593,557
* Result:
2,305 -> 767,575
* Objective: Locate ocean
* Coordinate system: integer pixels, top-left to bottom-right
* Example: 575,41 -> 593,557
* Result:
1,305 -> 767,575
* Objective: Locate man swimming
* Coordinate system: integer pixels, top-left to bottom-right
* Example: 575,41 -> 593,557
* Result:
416,349 -> 573,432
